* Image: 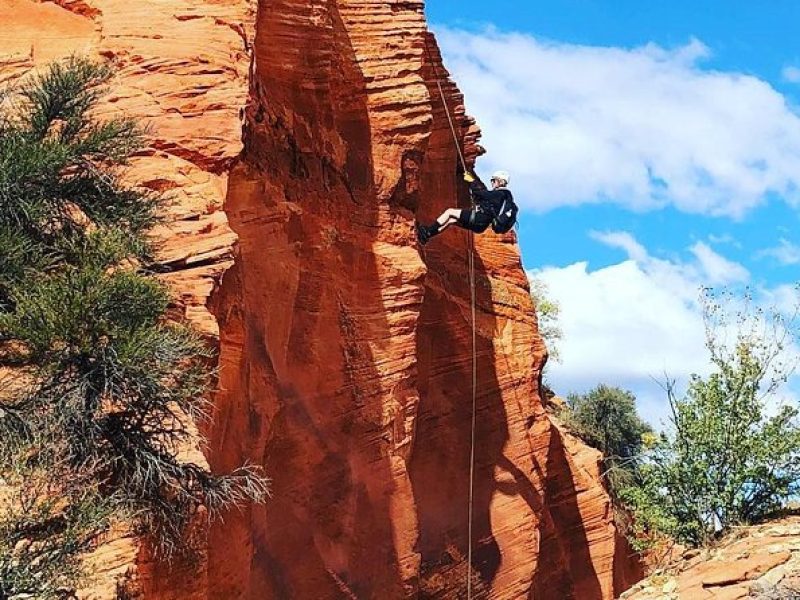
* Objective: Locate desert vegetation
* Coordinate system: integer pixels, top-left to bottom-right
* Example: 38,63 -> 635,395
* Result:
0,57 -> 268,598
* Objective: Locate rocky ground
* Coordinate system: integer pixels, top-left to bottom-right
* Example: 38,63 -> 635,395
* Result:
620,516 -> 800,600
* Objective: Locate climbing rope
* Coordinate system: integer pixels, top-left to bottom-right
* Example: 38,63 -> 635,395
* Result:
466,233 -> 477,600
433,75 -> 469,174
424,36 -> 477,599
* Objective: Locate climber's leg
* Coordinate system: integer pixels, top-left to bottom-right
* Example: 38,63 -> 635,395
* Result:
436,208 -> 462,231
416,207 -> 461,245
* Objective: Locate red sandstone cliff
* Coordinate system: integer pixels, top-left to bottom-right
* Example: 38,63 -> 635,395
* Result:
1,1 -> 643,598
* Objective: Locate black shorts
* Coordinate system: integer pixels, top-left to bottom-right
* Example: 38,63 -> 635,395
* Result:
458,208 -> 493,233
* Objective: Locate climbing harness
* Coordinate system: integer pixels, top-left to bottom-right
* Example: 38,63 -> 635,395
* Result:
424,36 -> 478,599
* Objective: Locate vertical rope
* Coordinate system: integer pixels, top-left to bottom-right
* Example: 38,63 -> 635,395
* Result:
434,75 -> 469,173
424,35 -> 477,599
467,233 -> 477,600
424,37 -> 469,173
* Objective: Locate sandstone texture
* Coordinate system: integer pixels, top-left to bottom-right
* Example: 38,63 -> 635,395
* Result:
621,517 -> 800,600
1,1 -> 642,598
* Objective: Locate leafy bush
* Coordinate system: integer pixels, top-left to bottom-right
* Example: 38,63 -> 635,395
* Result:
530,276 -> 562,363
0,57 -> 154,310
0,56 -> 269,595
562,385 -> 652,495
0,469 -> 112,600
622,288 -> 800,547
565,385 -> 651,461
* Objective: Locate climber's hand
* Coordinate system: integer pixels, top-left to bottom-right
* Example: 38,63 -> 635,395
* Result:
463,172 -> 475,183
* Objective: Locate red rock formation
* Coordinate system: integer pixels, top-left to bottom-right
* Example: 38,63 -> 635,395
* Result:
0,1 -> 643,598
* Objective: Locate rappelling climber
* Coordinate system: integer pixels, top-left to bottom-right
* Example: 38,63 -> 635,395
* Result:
416,170 -> 518,246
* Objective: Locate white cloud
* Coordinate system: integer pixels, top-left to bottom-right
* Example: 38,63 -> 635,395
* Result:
689,241 -> 750,284
589,230 -> 648,262
783,65 -> 800,83
707,233 -> 741,248
756,238 -> 800,265
435,27 -> 800,218
533,261 -> 706,428
589,230 -> 750,286
531,233 -> 759,427
761,283 -> 799,311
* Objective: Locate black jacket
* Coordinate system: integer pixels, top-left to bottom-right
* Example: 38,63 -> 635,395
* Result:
469,181 -> 513,217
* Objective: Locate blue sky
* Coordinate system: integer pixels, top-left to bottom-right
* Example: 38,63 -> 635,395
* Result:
427,1 -> 800,426
429,1 -> 800,96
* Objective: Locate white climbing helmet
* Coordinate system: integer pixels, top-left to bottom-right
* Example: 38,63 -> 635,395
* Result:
491,170 -> 510,185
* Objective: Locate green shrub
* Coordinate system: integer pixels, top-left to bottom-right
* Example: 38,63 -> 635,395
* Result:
530,276 -> 562,365
0,470 -> 112,600
563,385 -> 652,492
0,56 -> 269,595
1,259 -> 268,550
622,288 -> 800,547
0,57 -> 155,308
558,386 -> 653,549
565,385 -> 651,461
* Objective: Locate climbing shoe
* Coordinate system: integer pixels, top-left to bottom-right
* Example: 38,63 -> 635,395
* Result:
416,222 -> 431,246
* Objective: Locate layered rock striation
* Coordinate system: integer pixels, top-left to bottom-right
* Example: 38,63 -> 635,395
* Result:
1,1 -> 642,598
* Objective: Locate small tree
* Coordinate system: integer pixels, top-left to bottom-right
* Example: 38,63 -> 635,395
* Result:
530,277 -> 562,363
0,469 -> 113,600
622,288 -> 800,547
0,57 -> 269,595
0,58 -> 154,305
563,385 -> 652,491
1,246 -> 268,552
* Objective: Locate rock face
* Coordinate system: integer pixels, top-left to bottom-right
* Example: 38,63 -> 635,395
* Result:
0,1 -> 642,598
621,517 -> 800,600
